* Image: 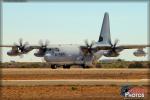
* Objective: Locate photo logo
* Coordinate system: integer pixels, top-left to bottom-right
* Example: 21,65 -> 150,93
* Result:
121,85 -> 145,98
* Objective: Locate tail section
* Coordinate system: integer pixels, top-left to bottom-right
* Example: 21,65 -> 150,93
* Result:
98,12 -> 111,44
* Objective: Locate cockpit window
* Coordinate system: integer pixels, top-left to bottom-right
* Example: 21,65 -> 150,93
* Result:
48,48 -> 59,52
54,52 -> 65,56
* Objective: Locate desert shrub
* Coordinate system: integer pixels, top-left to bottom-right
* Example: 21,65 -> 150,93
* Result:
147,62 -> 150,68
20,65 -> 27,68
71,86 -> 77,91
96,63 -> 102,68
118,65 -> 124,68
117,59 -> 122,62
128,62 -> 144,68
30,63 -> 40,68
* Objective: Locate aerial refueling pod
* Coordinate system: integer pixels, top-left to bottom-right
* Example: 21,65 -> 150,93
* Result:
133,49 -> 146,57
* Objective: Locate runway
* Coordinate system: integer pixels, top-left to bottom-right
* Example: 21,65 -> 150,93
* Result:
1,79 -> 150,86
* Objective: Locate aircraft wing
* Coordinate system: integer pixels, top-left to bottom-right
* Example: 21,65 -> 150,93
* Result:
80,44 -> 150,54
0,45 -> 41,49
0,45 -> 15,47
93,44 -> 150,50
118,45 -> 150,49
0,44 -> 48,56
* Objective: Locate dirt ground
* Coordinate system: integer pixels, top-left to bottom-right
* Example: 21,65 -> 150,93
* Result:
2,73 -> 149,80
1,68 -> 150,80
1,68 -> 150,100
1,86 -> 150,100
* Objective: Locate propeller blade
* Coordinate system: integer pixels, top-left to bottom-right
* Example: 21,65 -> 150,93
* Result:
45,40 -> 49,46
110,39 -> 119,53
13,38 -> 29,53
23,42 -> 29,49
39,40 -> 49,47
114,39 -> 119,47
85,40 -> 89,47
39,40 -> 44,46
19,38 -> 23,46
37,39 -> 50,55
108,40 -> 113,47
82,39 -> 95,56
90,41 -> 95,48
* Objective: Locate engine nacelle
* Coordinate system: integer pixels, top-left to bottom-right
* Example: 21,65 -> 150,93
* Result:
103,51 -> 119,57
7,50 -> 19,56
133,49 -> 146,57
34,50 -> 45,57
34,53 -> 44,57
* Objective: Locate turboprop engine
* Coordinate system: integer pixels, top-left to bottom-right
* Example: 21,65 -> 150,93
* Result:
103,50 -> 119,57
103,39 -> 122,57
34,40 -> 49,57
7,38 -> 31,57
7,49 -> 19,56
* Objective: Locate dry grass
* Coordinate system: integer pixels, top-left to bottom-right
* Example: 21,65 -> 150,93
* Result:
0,61 -> 150,68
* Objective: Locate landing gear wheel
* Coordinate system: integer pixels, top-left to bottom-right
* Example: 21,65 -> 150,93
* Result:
84,66 -> 90,68
51,64 -> 57,69
63,65 -> 70,69
81,64 -> 89,69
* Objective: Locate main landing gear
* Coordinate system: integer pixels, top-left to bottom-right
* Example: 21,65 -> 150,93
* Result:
51,64 -> 71,69
80,64 -> 90,68
51,64 -> 57,69
51,64 -> 92,69
63,65 -> 71,69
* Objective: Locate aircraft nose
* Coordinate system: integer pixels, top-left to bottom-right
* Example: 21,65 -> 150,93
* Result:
44,53 -> 52,62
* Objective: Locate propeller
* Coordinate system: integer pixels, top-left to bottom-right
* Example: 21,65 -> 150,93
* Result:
109,39 -> 119,53
38,39 -> 50,53
82,40 -> 95,55
13,38 -> 29,58
14,38 -> 29,53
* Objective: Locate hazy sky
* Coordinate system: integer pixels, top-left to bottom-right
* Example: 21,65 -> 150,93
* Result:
2,2 -> 148,62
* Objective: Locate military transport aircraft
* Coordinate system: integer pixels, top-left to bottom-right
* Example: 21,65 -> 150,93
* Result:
0,12 -> 149,69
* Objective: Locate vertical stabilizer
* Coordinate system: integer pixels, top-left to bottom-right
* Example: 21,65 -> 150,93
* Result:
98,12 -> 111,44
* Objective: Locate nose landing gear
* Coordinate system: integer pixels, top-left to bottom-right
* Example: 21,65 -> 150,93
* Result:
51,64 -> 57,69
63,65 -> 71,69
